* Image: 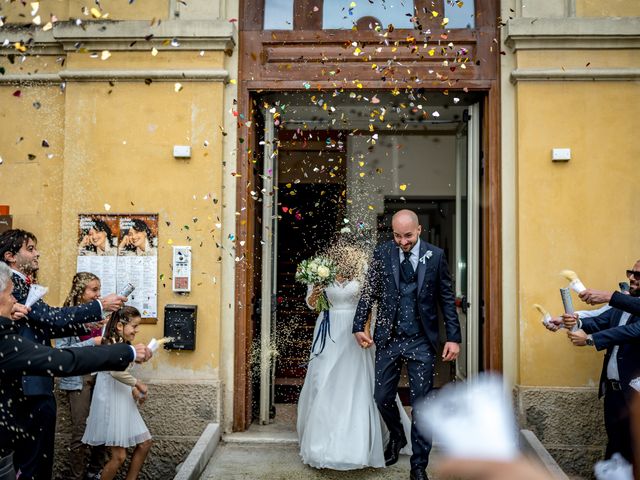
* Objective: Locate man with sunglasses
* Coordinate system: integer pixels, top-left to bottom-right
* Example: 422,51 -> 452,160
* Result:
559,260 -> 640,465
577,268 -> 640,317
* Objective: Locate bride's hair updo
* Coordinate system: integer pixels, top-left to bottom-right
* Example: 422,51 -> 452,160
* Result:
326,237 -> 370,281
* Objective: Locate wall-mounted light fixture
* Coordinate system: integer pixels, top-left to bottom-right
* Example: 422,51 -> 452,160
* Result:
173,145 -> 191,159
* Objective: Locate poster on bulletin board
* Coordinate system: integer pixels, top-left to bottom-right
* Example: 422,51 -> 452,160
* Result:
76,213 -> 158,320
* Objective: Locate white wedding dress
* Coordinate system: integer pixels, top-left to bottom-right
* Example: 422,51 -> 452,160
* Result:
297,279 -> 411,470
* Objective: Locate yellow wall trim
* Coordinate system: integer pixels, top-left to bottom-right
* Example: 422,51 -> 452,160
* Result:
2,20 -> 236,53
511,67 -> 640,82
505,17 -> 640,51
0,69 -> 229,83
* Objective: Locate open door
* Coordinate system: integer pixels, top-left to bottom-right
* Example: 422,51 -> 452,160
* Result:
259,112 -> 278,424
455,104 -> 481,379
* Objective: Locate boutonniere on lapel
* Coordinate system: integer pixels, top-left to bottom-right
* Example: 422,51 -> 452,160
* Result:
419,250 -> 433,265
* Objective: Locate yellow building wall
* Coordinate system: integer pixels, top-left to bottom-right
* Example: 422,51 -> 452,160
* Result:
0,85 -> 66,302
517,80 -> 640,386
0,0 -> 169,23
576,0 -> 640,17
0,50 -> 226,379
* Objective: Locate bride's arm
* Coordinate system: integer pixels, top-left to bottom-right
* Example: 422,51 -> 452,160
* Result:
305,285 -> 323,310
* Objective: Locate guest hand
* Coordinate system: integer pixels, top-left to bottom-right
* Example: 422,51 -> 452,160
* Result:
99,294 -> 127,312
354,331 -> 373,349
568,329 -> 588,346
10,303 -> 30,321
132,386 -> 147,405
92,336 -> 103,346
442,342 -> 460,361
544,316 -> 563,332
133,344 -> 153,363
579,289 -> 612,305
561,313 -> 579,329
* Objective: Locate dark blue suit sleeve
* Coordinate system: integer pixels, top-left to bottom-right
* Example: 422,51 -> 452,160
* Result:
592,321 -> 640,350
580,308 -> 616,334
27,298 -> 102,329
353,246 -> 383,333
0,333 -> 133,376
437,253 -> 461,343
609,292 -> 640,317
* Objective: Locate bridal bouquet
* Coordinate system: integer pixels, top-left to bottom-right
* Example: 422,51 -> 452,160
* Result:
295,255 -> 337,312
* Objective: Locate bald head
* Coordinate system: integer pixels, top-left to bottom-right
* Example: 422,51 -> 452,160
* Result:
392,209 -> 422,252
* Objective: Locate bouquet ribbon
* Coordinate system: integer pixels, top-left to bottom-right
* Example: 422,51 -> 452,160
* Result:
311,310 -> 333,356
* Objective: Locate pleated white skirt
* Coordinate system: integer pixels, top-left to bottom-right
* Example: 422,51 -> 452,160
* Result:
82,371 -> 151,448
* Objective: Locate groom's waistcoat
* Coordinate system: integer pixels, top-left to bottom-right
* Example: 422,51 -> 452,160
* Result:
395,261 -> 422,337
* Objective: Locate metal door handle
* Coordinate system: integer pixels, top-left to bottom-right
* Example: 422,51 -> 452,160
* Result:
455,296 -> 468,314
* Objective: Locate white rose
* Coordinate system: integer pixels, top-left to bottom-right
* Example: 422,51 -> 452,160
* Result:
309,262 -> 318,273
317,266 -> 330,278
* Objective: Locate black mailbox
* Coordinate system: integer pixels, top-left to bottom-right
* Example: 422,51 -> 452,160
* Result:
164,304 -> 197,350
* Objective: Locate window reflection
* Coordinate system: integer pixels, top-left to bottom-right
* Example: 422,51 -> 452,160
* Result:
444,0 -> 475,29
264,0 -> 294,30
323,0 -> 414,30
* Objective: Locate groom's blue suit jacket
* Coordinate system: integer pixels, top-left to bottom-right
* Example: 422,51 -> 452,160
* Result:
353,239 -> 461,350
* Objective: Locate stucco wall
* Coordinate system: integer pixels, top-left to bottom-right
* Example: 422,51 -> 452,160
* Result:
516,80 -> 639,387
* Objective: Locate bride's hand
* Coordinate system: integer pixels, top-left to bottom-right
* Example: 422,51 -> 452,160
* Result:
307,285 -> 324,309
354,331 -> 374,349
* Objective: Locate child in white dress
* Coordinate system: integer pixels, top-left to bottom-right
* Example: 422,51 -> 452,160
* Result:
82,306 -> 152,480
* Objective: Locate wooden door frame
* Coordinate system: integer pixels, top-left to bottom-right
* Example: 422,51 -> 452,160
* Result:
233,0 -> 501,432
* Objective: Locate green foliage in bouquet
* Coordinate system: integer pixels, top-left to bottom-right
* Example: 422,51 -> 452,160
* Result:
295,255 -> 337,312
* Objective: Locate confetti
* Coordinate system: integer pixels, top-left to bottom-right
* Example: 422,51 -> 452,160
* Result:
399,184 -> 407,191
104,203 -> 111,211
100,50 -> 111,60
174,82 -> 183,92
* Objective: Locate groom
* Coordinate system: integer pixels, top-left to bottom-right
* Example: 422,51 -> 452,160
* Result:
353,209 -> 461,480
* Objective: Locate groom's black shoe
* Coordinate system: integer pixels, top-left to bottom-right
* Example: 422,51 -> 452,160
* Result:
384,436 -> 407,466
409,467 -> 429,480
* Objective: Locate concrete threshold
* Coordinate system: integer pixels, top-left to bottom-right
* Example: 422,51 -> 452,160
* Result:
223,431 -> 298,445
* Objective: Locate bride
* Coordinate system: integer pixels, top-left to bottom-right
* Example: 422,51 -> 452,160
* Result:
297,240 -> 411,470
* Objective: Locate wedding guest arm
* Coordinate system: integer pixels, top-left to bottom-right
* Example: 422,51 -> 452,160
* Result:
608,291 -> 640,317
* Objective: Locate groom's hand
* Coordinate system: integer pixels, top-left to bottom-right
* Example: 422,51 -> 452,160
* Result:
354,332 -> 374,349
442,342 -> 460,362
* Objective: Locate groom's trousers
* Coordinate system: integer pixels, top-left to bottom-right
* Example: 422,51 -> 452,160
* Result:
374,333 -> 435,470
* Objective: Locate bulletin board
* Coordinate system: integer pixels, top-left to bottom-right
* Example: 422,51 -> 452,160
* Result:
76,213 -> 158,323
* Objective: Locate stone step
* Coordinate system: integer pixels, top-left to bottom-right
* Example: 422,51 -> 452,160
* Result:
200,443 -> 432,480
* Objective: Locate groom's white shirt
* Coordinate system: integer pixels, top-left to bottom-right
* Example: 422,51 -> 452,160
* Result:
397,238 -> 420,271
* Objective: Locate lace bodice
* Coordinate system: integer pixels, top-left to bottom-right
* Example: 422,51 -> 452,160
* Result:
306,280 -> 362,310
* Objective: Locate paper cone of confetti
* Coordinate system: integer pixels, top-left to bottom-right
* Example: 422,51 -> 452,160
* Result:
560,270 -> 586,293
533,304 -> 553,327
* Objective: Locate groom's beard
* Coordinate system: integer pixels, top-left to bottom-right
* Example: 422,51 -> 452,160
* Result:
396,241 -> 416,252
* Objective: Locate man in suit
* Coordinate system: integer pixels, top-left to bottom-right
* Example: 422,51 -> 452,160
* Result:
0,229 -> 127,480
353,209 -> 461,480
561,260 -> 640,463
0,261 -> 152,480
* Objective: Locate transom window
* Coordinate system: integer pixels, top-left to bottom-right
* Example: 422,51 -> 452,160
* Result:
262,0 -> 475,31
